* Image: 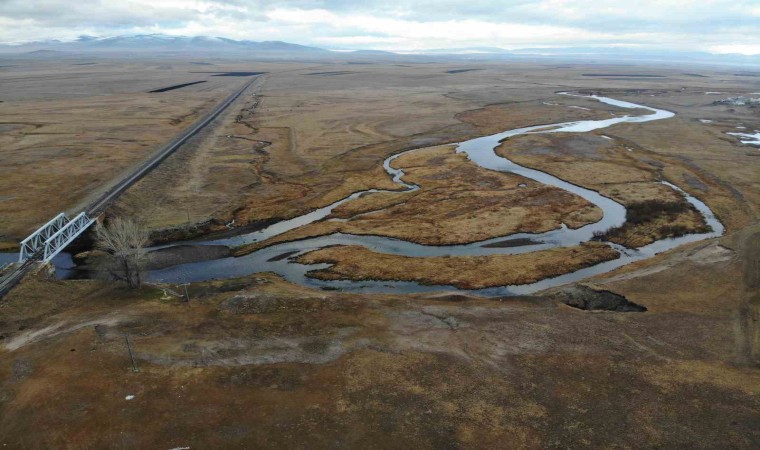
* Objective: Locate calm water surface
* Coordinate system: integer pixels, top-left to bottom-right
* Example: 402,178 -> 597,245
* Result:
136,93 -> 723,296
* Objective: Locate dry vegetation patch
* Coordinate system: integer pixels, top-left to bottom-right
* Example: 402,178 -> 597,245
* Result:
594,199 -> 711,247
130,63 -> 627,238
1,64 -> 759,448
497,133 -> 712,247
297,242 -> 619,289
0,63 -> 244,239
610,118 -> 759,232
236,145 -> 602,254
1,226 -> 758,449
336,145 -> 602,243
457,98 -> 628,134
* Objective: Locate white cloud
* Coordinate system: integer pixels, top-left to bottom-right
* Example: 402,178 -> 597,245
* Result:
709,44 -> 760,56
265,8 -> 624,49
0,0 -> 757,54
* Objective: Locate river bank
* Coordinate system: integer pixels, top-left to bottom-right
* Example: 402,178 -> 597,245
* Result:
123,93 -> 725,296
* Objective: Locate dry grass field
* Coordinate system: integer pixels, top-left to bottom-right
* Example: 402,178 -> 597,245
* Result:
297,242 -> 618,289
234,144 -> 602,254
0,59 -> 263,244
4,59 -> 756,248
112,62 -> 759,257
112,61 -> 625,240
0,56 -> 758,447
495,133 -> 713,247
0,224 -> 756,447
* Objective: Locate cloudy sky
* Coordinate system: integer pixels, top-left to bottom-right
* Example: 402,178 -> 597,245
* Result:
0,0 -> 758,54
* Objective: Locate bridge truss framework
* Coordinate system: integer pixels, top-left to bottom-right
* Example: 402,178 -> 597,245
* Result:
19,212 -> 96,263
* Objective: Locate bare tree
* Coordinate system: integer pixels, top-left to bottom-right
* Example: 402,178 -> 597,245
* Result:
95,217 -> 150,288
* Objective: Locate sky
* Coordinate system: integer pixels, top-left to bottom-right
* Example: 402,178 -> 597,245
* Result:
0,0 -> 758,54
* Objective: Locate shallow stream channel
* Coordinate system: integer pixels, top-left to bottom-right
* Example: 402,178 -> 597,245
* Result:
54,93 -> 725,296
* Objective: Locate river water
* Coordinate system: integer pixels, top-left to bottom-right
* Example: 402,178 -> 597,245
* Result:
136,93 -> 724,295
1,93 -> 719,295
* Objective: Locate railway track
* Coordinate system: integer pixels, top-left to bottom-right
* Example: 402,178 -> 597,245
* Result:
0,251 -> 41,297
88,77 -> 258,215
0,76 -> 260,299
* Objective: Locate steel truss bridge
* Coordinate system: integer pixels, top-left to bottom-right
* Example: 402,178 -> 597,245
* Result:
0,77 -> 259,298
18,212 -> 96,263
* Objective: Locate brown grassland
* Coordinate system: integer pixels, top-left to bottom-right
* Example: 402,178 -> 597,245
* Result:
0,57 -> 758,447
296,242 -> 618,289
0,61 -> 249,244
495,132 -> 714,247
0,225 -> 757,447
234,144 -> 602,254
111,62 -> 624,242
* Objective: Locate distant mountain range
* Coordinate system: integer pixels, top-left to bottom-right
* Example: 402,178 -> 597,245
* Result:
0,34 -> 758,67
504,46 -> 760,66
0,34 -> 328,56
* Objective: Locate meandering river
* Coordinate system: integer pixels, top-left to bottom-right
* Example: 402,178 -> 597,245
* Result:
58,93 -> 726,295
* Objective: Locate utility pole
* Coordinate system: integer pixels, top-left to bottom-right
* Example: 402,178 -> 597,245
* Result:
180,283 -> 190,303
125,334 -> 139,373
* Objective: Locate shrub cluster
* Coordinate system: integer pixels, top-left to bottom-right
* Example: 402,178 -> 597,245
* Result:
592,199 -> 702,243
623,199 -> 689,225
